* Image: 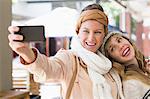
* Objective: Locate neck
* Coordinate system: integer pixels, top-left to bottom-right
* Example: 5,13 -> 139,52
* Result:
124,58 -> 139,67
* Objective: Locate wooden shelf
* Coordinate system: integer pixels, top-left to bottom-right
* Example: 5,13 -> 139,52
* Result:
0,90 -> 30,99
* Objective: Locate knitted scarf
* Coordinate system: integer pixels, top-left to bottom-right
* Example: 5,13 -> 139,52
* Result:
70,36 -> 113,99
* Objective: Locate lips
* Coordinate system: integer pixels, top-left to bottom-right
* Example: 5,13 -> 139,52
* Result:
86,42 -> 96,46
122,47 -> 130,57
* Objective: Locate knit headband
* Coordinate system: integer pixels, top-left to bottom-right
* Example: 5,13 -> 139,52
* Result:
101,32 -> 128,57
76,9 -> 108,35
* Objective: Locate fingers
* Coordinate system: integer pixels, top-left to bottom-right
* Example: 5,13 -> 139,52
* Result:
145,57 -> 150,73
8,26 -> 24,42
8,33 -> 23,42
9,41 -> 25,51
145,57 -> 150,64
8,26 -> 19,34
8,26 -> 25,53
146,66 -> 150,73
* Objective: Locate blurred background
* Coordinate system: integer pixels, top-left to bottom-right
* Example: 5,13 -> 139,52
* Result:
0,0 -> 150,99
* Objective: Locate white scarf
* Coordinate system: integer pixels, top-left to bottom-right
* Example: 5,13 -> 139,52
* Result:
70,36 -> 113,99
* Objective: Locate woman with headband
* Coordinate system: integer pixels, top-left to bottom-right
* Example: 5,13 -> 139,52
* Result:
8,3 -> 124,99
101,31 -> 150,99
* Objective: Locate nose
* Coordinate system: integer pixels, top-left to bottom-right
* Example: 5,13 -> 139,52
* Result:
115,43 -> 123,51
87,32 -> 95,41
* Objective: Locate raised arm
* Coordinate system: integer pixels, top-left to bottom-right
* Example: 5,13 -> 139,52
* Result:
8,26 -> 35,63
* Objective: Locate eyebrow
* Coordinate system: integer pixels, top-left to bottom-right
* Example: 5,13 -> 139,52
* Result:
108,43 -> 113,51
82,27 -> 103,31
116,36 -> 120,41
106,40 -> 112,51
97,29 -> 103,31
82,27 -> 88,29
107,36 -> 118,51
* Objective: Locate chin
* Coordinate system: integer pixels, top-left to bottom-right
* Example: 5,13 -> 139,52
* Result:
88,49 -> 93,52
91,49 -> 97,53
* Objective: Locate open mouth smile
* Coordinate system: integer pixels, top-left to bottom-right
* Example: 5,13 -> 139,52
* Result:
122,47 -> 130,57
86,42 -> 96,46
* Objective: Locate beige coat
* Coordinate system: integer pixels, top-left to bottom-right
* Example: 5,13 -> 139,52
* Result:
123,79 -> 150,99
23,49 -> 123,99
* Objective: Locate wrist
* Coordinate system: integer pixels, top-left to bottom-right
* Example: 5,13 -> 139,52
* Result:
20,48 -> 37,65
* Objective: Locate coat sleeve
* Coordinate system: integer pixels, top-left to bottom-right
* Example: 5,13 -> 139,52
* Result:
123,80 -> 144,99
21,49 -> 75,83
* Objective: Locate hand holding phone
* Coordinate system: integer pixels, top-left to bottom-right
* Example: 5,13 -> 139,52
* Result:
14,25 -> 46,42
8,26 -> 38,63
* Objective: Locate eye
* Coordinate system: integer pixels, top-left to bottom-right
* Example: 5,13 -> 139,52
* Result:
109,46 -> 115,52
95,31 -> 101,34
110,47 -> 115,52
83,30 -> 89,33
117,37 -> 122,43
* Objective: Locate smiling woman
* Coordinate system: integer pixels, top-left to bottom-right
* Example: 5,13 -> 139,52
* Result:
101,31 -> 150,99
8,3 -> 125,99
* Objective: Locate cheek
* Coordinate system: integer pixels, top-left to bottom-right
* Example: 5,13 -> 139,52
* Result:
78,35 -> 87,46
78,32 -> 87,39
96,35 -> 105,46
109,52 -> 120,61
131,47 -> 136,56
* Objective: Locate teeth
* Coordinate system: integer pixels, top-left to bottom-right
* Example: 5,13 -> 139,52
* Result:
122,47 -> 129,56
86,42 -> 95,46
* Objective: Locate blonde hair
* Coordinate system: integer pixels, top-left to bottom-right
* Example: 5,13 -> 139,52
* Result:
103,32 -> 150,85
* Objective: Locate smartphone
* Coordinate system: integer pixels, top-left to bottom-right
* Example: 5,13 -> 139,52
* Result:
14,25 -> 46,42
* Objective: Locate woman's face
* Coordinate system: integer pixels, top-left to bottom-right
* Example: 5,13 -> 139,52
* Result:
106,35 -> 135,64
78,20 -> 105,53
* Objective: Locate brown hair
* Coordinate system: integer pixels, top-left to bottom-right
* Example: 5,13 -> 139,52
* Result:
81,3 -> 104,12
76,3 -> 108,35
104,33 -> 150,85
